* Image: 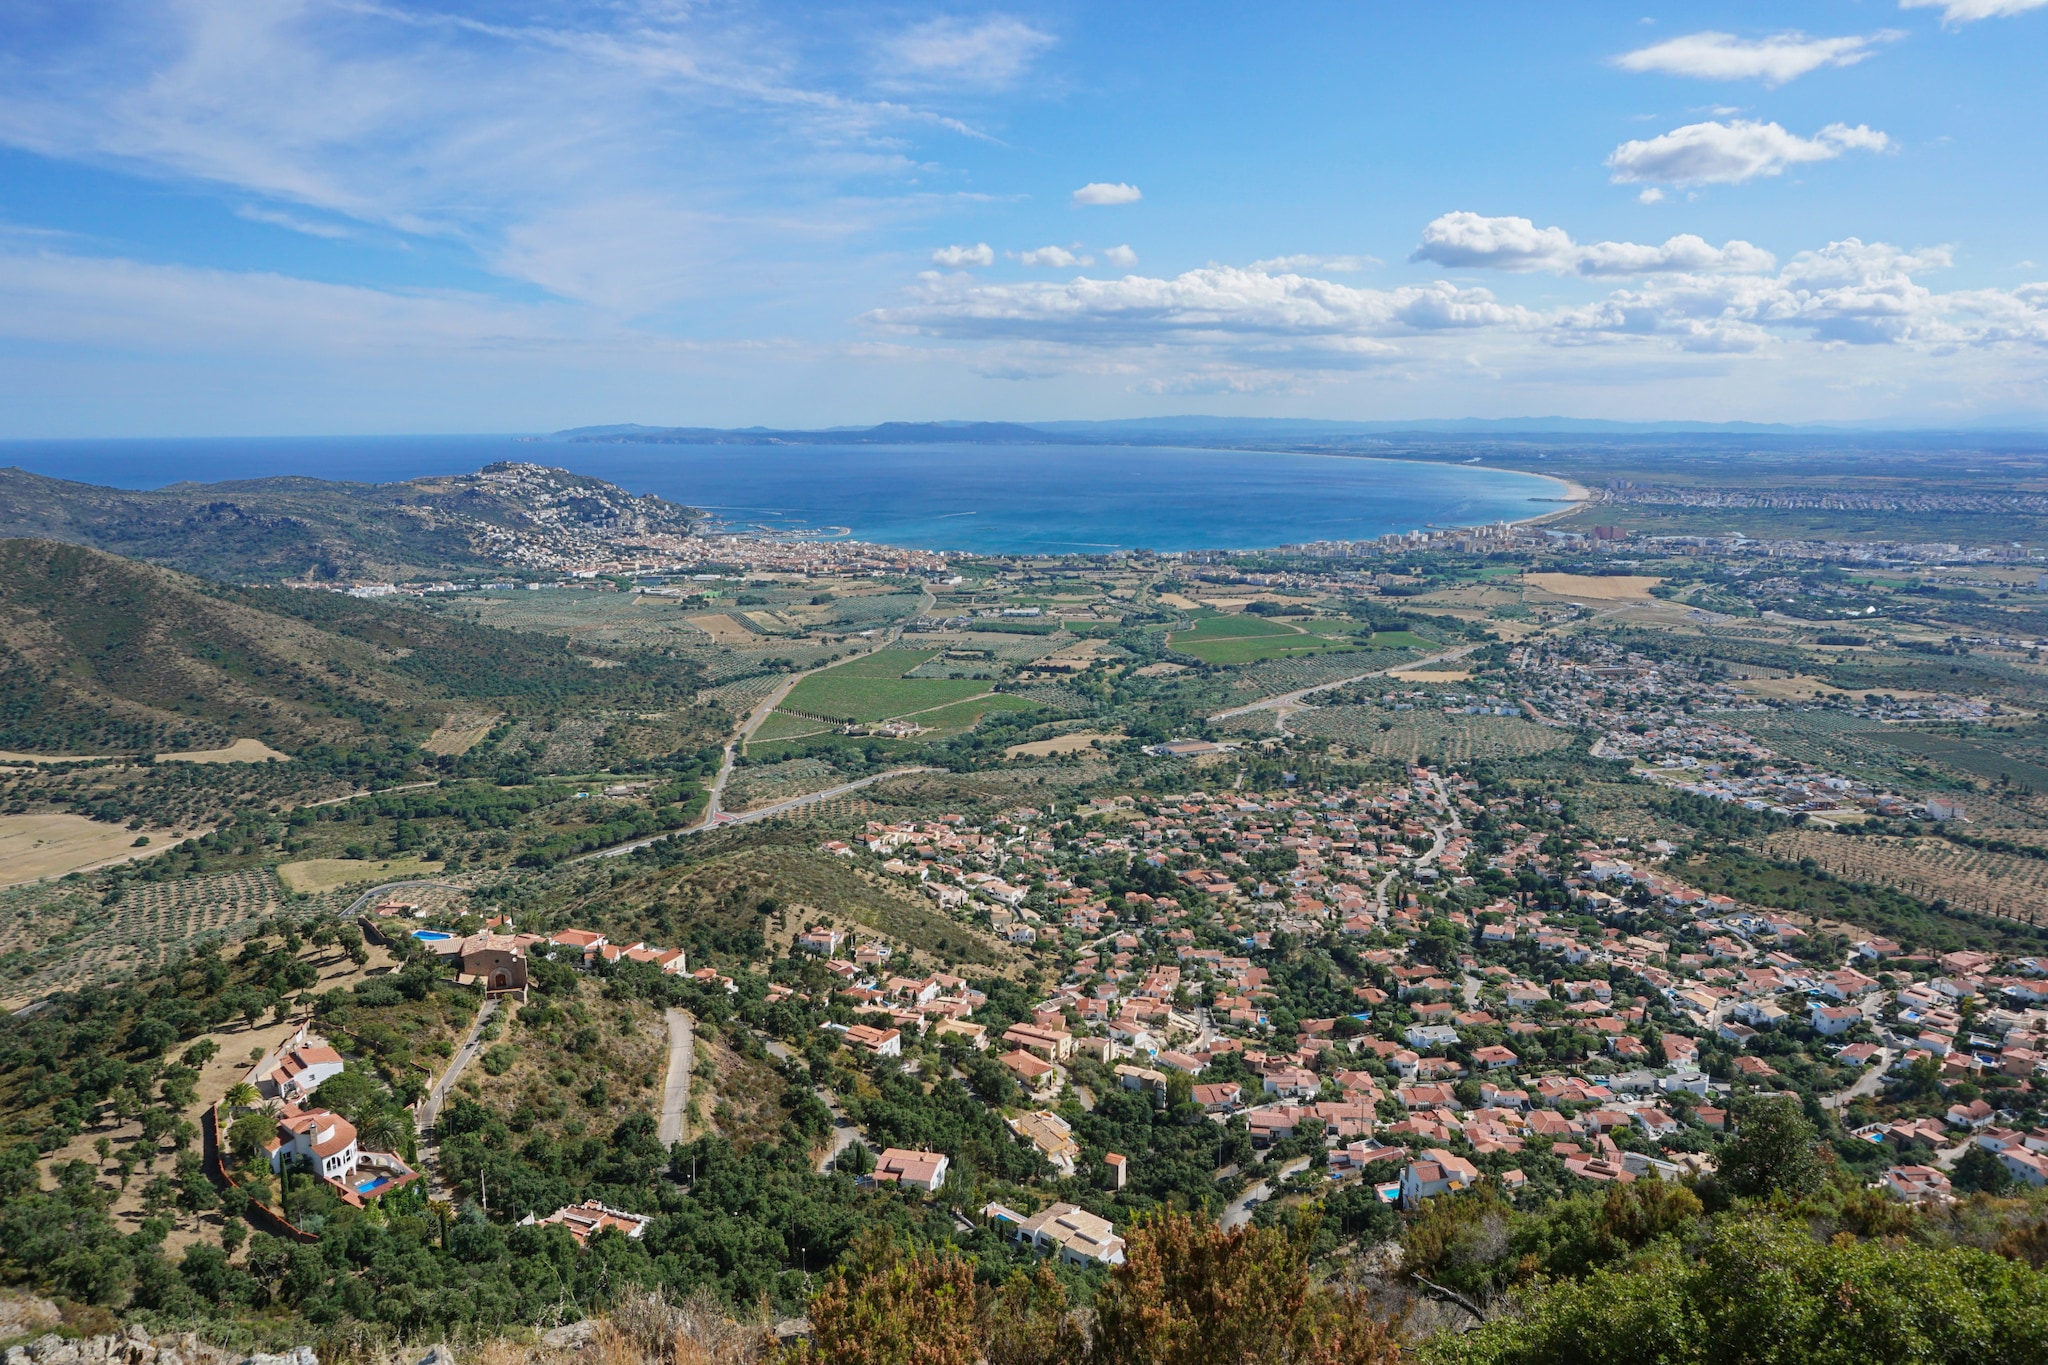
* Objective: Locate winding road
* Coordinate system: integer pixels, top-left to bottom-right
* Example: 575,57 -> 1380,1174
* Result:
418,997 -> 497,1135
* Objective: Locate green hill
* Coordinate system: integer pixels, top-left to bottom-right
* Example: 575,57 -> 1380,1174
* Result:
0,539 -> 705,756
0,461 -> 701,582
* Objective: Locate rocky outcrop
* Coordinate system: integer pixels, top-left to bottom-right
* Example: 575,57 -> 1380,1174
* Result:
0,1329 -> 316,1365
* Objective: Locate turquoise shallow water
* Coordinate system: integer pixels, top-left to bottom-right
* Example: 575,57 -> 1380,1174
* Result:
0,435 -> 1566,554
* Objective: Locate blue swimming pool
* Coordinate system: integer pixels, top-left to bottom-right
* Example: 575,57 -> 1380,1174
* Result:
356,1176 -> 393,1193
411,930 -> 454,941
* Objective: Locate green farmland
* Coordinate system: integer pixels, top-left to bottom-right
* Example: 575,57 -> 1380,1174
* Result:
1167,614 -> 1378,664
774,649 -> 997,723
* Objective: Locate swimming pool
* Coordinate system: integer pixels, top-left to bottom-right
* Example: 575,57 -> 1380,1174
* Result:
412,930 -> 454,941
356,1176 -> 393,1193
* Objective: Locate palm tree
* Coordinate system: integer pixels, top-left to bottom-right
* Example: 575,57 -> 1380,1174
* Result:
222,1082 -> 260,1113
359,1109 -> 407,1154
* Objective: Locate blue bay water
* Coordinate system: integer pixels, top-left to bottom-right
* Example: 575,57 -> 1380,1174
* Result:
0,435 -> 1567,555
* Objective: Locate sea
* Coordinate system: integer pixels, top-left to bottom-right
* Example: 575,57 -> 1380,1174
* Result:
0,435 -> 1568,556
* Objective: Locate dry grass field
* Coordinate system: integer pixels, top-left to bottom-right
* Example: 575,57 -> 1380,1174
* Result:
0,813 -> 179,886
1006,730 -> 1120,758
277,853 -> 447,893
1522,573 -> 1665,601
422,710 -> 500,756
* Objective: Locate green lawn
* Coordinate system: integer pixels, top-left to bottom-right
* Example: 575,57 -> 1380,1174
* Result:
776,649 -> 996,723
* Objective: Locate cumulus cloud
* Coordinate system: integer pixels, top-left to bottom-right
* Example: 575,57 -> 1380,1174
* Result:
1607,119 -> 1892,186
1101,244 -> 1139,267
1900,0 -> 2048,24
931,242 -> 995,267
1412,212 -> 1774,276
1613,31 -> 1901,86
865,224 -> 2048,384
1072,182 -> 1142,206
879,14 -> 1057,88
1019,245 -> 1088,267
871,266 -> 1531,355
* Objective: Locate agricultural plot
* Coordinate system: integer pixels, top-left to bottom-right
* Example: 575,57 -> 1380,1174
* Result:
0,867 -> 345,999
723,757 -> 845,811
1290,705 -> 1571,764
696,672 -> 788,715
1766,828 -> 2048,929
1861,728 -> 2048,794
776,650 -> 992,723
493,716 -> 608,772
1166,615 -> 1375,664
1223,647 -> 1422,697
276,853 -> 447,893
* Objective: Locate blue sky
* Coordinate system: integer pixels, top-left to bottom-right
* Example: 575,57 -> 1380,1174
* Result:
4,0 -> 2048,434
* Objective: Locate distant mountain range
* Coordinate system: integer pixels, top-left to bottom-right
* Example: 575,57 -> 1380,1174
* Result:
553,414 -> 2048,445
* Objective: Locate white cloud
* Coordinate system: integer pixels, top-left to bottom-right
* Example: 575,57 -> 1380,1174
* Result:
1607,120 -> 1892,186
1900,0 -> 2048,25
1249,253 -> 1379,273
865,226 -> 2048,387
1639,188 -> 1667,204
1613,31 -> 1901,86
1101,244 -> 1139,267
235,204 -> 353,239
1019,245 -> 1088,267
1411,212 -> 1774,275
878,15 -> 1057,89
1072,182 -> 1142,206
932,242 -> 995,267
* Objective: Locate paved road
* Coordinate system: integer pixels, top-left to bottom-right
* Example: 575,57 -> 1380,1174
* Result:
582,765 -> 942,860
342,878 -> 472,920
1207,644 -> 1481,722
1821,1046 -> 1892,1111
759,1034 -> 870,1172
1220,1156 -> 1313,1231
658,1008 -> 696,1145
418,997 -> 497,1134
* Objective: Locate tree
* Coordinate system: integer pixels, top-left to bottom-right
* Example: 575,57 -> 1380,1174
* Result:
798,1233 -> 982,1365
1091,1210 -> 1404,1365
1954,1144 -> 2014,1196
985,1264 -> 1085,1365
223,1082 -> 260,1112
228,1111 -> 275,1167
1430,1214 -> 2048,1365
1716,1096 -> 1827,1201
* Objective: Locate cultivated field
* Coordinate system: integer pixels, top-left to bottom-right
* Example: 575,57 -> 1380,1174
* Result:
1006,731 -> 1120,758
422,710 -> 500,756
1289,705 -> 1572,763
1167,615 -> 1375,664
1766,828 -> 2048,927
0,867 -> 350,1000
777,650 -> 993,723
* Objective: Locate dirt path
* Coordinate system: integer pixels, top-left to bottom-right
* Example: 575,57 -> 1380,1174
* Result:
582,765 -> 941,861
698,588 -> 934,827
658,1008 -> 695,1145
1207,644 -> 1481,722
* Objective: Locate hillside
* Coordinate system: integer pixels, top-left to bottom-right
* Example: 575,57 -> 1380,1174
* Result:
0,462 -> 702,582
0,539 -> 706,755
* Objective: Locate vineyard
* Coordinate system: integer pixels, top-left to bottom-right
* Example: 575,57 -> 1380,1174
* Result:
1765,828 -> 2048,928
1223,648 -> 1418,697
696,672 -> 788,715
1289,705 -> 1571,764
